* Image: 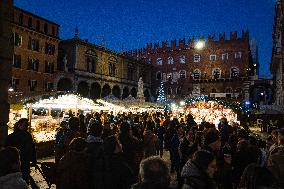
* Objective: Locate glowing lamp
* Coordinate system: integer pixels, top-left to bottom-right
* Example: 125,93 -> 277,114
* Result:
8,87 -> 14,92
195,40 -> 205,50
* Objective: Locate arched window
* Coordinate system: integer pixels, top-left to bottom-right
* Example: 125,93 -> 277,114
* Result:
230,67 -> 239,78
236,88 -> 243,94
157,58 -> 162,65
156,71 -> 162,80
193,69 -> 201,79
179,70 -> 186,79
19,13 -> 23,25
86,50 -> 97,73
128,63 -> 135,80
194,54 -> 201,62
167,87 -> 172,95
168,57 -> 174,64
177,86 -> 182,94
225,88 -> 232,93
212,68 -> 221,79
167,73 -> 173,82
108,57 -> 117,76
179,55 -> 185,64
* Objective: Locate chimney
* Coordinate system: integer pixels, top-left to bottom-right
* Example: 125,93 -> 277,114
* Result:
179,38 -> 185,47
208,35 -> 213,42
162,40 -> 167,49
171,39 -> 176,48
219,33 -> 225,41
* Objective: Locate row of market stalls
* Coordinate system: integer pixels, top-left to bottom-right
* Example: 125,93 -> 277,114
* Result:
8,92 -> 164,142
11,92 -> 278,143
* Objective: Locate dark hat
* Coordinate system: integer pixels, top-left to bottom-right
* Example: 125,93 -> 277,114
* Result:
103,135 -> 118,155
120,122 -> 130,133
204,131 -> 220,145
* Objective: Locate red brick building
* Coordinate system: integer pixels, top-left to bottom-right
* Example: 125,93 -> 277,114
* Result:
127,31 -> 256,100
11,6 -> 60,96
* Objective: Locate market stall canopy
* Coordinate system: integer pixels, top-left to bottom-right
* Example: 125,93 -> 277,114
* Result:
103,94 -> 118,101
97,98 -> 165,112
29,94 -> 100,110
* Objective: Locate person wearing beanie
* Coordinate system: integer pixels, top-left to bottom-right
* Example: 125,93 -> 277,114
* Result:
203,130 -> 221,153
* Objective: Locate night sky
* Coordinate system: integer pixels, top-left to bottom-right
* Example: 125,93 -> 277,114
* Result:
14,0 -> 275,77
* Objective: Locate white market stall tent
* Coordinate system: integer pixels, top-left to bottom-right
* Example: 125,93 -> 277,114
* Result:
9,93 -> 104,142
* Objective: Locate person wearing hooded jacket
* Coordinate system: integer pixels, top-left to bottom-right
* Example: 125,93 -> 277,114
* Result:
181,150 -> 217,189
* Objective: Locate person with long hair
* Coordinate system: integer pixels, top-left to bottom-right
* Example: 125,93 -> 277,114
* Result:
181,150 -> 217,189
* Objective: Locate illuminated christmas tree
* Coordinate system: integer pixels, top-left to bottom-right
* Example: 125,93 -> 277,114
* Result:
157,81 -> 166,103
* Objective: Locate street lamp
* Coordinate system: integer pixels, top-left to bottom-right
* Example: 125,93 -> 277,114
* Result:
195,40 -> 205,50
8,87 -> 14,92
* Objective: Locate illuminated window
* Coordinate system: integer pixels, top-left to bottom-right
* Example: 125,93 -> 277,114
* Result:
156,71 -> 162,80
194,54 -> 201,62
235,52 -> 242,59
222,53 -> 229,60
179,55 -> 185,64
157,58 -> 163,65
193,69 -> 201,79
212,68 -> 221,79
108,57 -> 117,76
230,67 -> 239,78
179,70 -> 186,79
210,55 -> 216,61
168,57 -> 174,64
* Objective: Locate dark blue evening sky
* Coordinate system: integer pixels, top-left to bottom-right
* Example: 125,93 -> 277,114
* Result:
14,0 -> 275,77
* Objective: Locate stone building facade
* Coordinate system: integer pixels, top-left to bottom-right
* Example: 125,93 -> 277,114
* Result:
11,6 -> 60,96
0,0 -> 13,144
271,0 -> 284,109
56,34 -> 155,100
127,31 -> 255,100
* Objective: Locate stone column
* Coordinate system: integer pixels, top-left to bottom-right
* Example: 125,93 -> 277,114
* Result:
0,0 -> 13,146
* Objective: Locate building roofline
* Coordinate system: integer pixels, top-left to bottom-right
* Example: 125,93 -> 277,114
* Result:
14,6 -> 60,27
61,38 -> 148,63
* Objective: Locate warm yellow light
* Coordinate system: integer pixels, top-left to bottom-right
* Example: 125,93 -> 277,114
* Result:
195,40 -> 205,50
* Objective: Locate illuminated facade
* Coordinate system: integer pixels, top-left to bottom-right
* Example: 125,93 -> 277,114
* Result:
56,33 -> 155,100
11,6 -> 60,96
127,31 -> 256,100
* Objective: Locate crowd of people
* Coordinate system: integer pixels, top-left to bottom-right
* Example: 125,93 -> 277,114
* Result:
0,110 -> 284,189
